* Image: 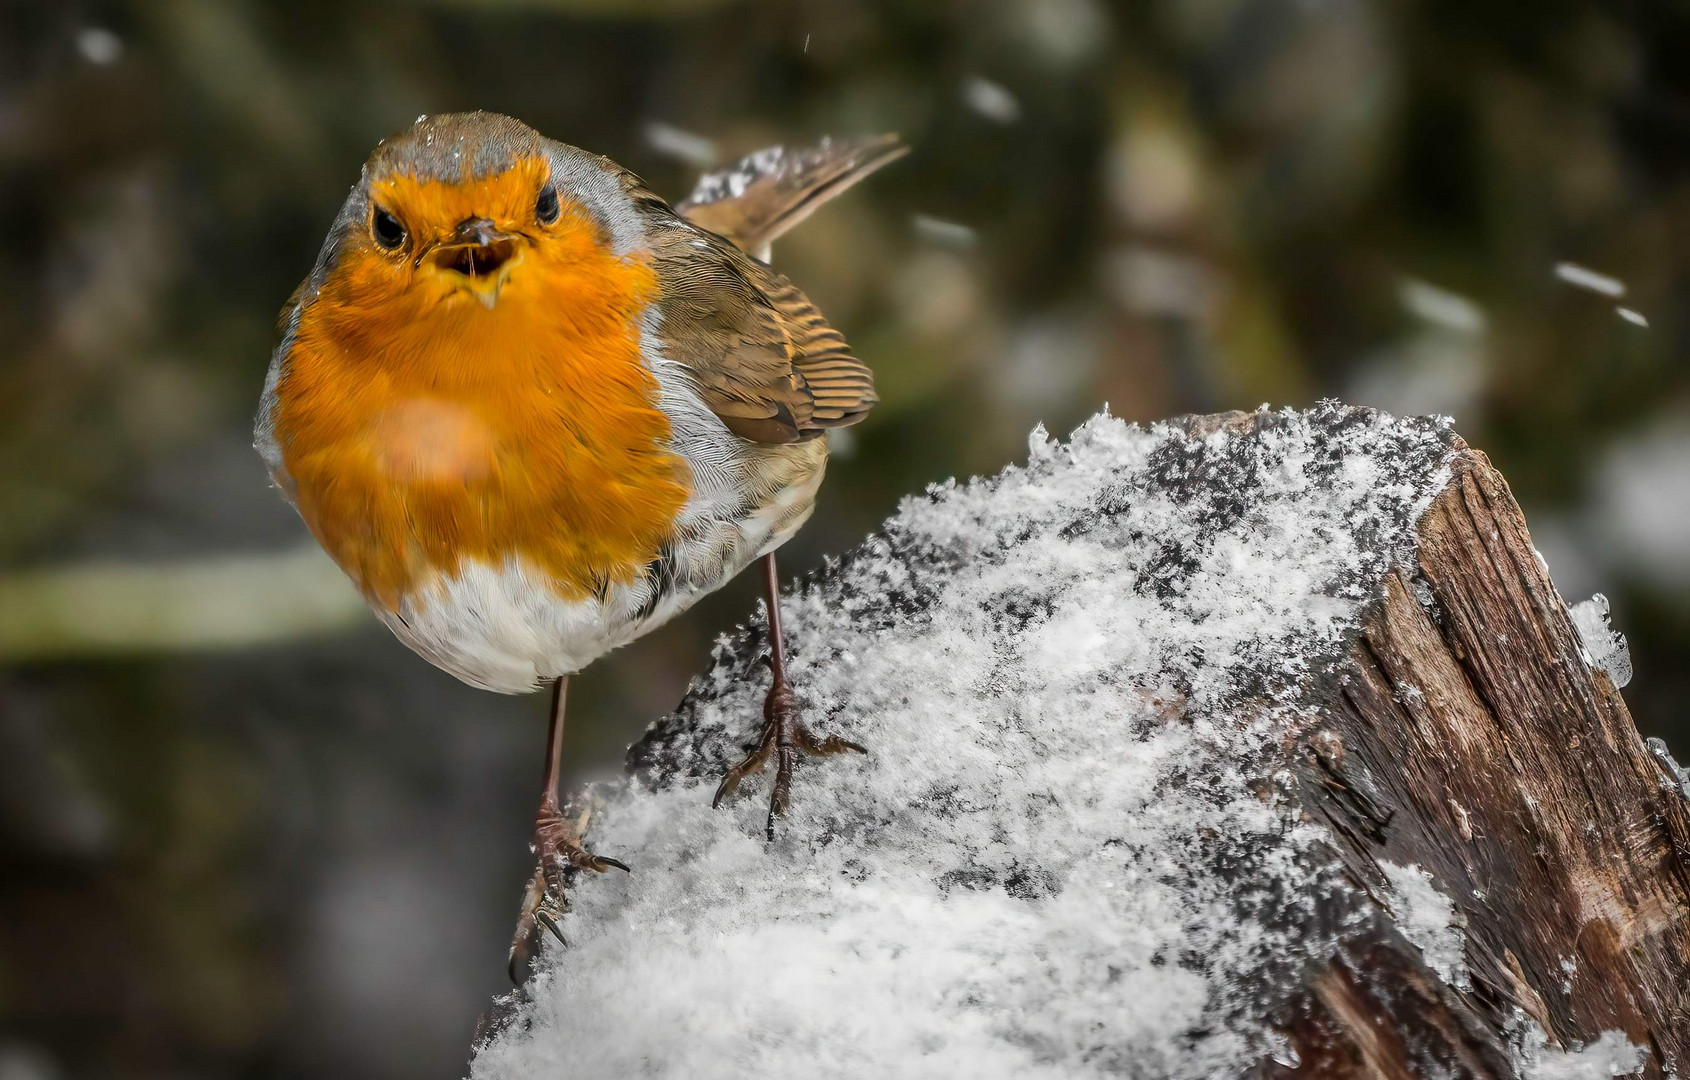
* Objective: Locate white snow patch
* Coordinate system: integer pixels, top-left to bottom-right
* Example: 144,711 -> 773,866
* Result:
1398,278 -> 1487,334
686,144 -> 792,204
1554,262 -> 1626,298
643,121 -> 718,168
1346,282 -> 1489,422
1378,861 -> 1468,988
911,214 -> 979,250
1104,245 -> 1219,319
1570,593 -> 1632,689
1517,1028 -> 1647,1080
472,406 -> 1456,1080
75,27 -> 123,66
962,77 -> 1022,123
1596,422 -> 1690,589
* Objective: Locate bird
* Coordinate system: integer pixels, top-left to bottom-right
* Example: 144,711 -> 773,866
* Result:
254,112 -> 904,977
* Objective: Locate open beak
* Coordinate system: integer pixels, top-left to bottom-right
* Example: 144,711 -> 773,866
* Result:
428,217 -> 522,309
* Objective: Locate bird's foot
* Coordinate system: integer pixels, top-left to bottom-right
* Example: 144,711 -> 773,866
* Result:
711,670 -> 866,840
507,803 -> 628,984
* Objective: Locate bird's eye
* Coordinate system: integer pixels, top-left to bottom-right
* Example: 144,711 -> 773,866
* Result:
371,208 -> 406,250
535,186 -> 560,225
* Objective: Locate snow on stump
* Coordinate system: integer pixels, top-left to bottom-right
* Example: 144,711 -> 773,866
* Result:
471,405 -> 1690,1080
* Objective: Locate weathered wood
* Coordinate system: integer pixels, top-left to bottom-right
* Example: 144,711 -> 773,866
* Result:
1293,441 -> 1690,1077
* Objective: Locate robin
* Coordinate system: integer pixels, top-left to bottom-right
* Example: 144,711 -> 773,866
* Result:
254,112 -> 903,975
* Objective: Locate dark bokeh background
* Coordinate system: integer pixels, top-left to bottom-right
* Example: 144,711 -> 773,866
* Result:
2,0 -> 1687,1076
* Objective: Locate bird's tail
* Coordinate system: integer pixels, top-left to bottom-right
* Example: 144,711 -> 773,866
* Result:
675,134 -> 907,258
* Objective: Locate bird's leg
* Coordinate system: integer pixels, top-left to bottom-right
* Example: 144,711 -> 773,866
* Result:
530,678 -> 629,878
712,553 -> 866,840
508,676 -> 627,983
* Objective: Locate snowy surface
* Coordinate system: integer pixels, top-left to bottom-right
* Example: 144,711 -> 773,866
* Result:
1378,861 -> 1468,989
1570,593 -> 1633,690
472,405 -> 1457,1079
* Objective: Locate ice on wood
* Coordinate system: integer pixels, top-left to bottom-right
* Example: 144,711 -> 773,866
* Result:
472,405 -> 1461,1079
1516,1028 -> 1647,1080
1571,593 -> 1633,690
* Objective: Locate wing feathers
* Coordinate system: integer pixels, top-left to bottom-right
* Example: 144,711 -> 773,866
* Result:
676,134 -> 907,255
619,141 -> 893,445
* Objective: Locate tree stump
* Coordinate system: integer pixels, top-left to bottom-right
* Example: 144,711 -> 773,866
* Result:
471,405 -> 1689,1080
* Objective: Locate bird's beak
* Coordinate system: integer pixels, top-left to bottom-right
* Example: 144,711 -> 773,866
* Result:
428,217 -> 522,309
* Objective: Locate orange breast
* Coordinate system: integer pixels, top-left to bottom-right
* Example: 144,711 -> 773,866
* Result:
272,205 -> 689,610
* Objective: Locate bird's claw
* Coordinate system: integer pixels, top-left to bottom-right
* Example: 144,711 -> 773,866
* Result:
532,804 -> 630,878
507,806 -> 628,984
711,676 -> 866,840
534,908 -> 567,946
712,733 -> 775,808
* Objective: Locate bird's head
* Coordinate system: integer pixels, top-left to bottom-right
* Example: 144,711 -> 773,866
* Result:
297,112 -> 652,334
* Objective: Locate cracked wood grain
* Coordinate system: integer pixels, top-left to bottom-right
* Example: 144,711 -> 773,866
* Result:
1290,441 -> 1690,1078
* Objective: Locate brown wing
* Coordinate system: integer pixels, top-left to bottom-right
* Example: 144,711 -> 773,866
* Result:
676,134 -> 907,255
756,273 -> 876,429
649,220 -> 877,443
606,143 -> 889,444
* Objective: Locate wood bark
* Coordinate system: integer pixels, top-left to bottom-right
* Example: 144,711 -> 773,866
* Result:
1284,432 -> 1690,1078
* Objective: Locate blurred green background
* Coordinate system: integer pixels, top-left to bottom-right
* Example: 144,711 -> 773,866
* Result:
2,0 -> 1687,1076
